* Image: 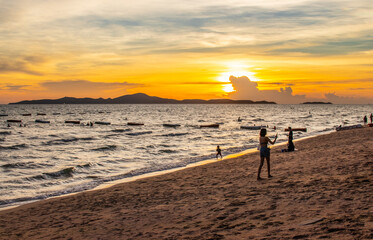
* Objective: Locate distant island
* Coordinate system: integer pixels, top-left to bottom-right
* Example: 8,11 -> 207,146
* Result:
9,93 -> 276,105
302,102 -> 332,104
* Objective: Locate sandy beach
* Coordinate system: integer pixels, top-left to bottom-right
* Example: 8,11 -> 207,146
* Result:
0,127 -> 372,239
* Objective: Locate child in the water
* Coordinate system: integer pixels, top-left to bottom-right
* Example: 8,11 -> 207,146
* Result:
216,145 -> 222,159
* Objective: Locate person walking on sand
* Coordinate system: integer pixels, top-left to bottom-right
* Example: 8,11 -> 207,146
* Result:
216,145 -> 222,159
257,128 -> 277,180
363,115 -> 368,125
370,113 -> 373,123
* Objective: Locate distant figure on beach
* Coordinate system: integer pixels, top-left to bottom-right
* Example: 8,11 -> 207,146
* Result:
363,115 -> 367,125
238,117 -> 241,122
257,129 -> 277,180
282,127 -> 295,152
216,145 -> 222,159
370,113 -> 373,123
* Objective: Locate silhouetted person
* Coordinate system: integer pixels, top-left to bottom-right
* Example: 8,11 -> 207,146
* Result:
287,127 -> 295,152
257,128 -> 277,180
216,145 -> 222,159
370,113 -> 372,123
363,115 -> 367,125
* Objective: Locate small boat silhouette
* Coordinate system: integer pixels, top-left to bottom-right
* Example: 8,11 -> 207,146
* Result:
200,124 -> 219,128
163,123 -> 181,128
7,120 -> 22,123
65,120 -> 80,124
128,122 -> 144,126
95,121 -> 111,125
35,119 -> 50,124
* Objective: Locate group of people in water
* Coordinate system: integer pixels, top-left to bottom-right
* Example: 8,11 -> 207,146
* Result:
216,126 -> 296,180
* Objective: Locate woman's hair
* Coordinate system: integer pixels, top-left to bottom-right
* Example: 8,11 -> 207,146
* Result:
260,128 -> 267,137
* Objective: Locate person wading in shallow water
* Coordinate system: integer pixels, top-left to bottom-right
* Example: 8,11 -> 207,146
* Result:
216,145 -> 222,159
257,128 -> 277,180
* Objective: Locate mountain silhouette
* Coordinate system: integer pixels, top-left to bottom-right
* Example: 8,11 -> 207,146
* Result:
9,93 -> 276,104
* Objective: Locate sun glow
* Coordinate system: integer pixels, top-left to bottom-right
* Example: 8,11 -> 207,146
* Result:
217,61 -> 260,83
222,84 -> 235,93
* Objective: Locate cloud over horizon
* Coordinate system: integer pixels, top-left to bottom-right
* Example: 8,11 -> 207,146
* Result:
228,76 -> 373,104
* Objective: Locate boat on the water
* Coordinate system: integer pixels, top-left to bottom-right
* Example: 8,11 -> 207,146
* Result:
285,128 -> 307,132
37,113 -> 46,116
240,126 -> 265,130
200,124 -> 219,128
65,120 -> 80,124
95,121 -> 111,125
7,120 -> 22,123
336,124 -> 363,131
128,122 -> 144,126
163,123 -> 181,128
35,119 -> 50,124
0,114 -> 8,117
21,114 -> 31,116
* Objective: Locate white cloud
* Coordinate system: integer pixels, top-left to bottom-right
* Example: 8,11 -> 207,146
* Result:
228,76 -> 373,104
228,76 -> 307,104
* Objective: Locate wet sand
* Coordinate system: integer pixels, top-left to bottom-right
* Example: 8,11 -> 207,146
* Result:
0,127 -> 372,239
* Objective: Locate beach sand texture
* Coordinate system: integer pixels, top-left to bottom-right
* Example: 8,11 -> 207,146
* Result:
0,127 -> 372,239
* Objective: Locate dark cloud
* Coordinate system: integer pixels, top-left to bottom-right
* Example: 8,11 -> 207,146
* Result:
0,84 -> 31,91
324,93 -> 372,104
0,61 -> 43,76
0,55 -> 46,76
271,37 -> 373,56
40,80 -> 140,95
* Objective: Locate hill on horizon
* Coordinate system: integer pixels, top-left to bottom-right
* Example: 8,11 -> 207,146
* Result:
9,93 -> 276,104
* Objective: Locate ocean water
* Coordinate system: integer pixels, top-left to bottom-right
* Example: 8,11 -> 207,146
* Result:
0,104 -> 371,208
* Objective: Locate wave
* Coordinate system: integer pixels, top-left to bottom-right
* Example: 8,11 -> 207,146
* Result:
252,118 -> 265,122
159,149 -> 178,153
1,162 -> 47,169
44,137 -> 95,145
92,145 -> 117,151
111,129 -> 131,133
26,167 -> 75,181
161,132 -> 188,137
300,114 -> 313,119
126,131 -> 153,136
0,144 -> 28,150
76,163 -> 93,168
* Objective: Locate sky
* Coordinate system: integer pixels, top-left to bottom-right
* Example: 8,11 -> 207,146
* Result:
0,0 -> 372,104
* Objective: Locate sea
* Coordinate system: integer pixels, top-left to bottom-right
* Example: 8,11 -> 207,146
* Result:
0,104 -> 372,209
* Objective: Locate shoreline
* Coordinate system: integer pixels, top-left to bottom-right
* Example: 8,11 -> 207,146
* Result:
0,129 -> 331,211
0,127 -> 371,239
0,129 -> 327,212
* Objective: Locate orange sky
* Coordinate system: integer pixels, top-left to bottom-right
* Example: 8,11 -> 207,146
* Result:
1,0 -> 372,104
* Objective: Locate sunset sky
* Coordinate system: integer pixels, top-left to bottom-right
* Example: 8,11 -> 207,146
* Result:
0,0 -> 372,104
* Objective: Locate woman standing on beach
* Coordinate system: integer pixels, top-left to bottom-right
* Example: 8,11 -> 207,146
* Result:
257,128 -> 277,180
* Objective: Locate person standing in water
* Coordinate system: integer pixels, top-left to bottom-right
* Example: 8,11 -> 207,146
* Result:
216,145 -> 222,159
257,128 -> 277,180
